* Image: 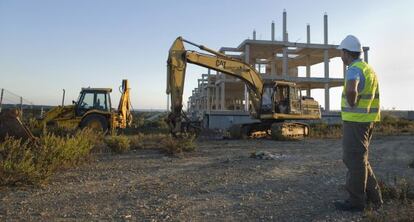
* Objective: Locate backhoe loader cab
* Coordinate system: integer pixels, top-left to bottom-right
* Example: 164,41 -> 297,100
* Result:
75,88 -> 112,116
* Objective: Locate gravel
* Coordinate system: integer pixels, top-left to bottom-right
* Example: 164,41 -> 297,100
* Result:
1,135 -> 413,221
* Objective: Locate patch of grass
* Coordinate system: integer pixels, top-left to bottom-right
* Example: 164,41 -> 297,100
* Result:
309,123 -> 342,139
379,179 -> 414,202
129,133 -> 168,149
363,203 -> 414,222
375,114 -> 414,136
308,114 -> 414,139
104,135 -> 131,154
161,134 -> 197,155
363,178 -> 414,222
0,129 -> 100,186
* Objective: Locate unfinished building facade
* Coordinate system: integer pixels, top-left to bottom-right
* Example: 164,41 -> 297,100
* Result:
187,11 -> 369,129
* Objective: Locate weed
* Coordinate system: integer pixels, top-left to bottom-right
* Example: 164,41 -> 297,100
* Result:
162,134 -> 196,155
0,128 -> 99,186
104,135 -> 131,154
129,133 -> 169,149
379,179 -> 414,202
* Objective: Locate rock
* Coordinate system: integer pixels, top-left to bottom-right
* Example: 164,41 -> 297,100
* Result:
250,151 -> 287,160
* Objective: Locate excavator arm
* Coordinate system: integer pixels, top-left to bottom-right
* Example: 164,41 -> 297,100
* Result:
166,37 -> 264,135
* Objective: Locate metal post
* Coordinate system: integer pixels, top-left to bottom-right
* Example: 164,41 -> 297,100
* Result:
363,47 -> 369,63
20,96 -> 23,117
62,89 -> 66,106
0,88 -> 4,113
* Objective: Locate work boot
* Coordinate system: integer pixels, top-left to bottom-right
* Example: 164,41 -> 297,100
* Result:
334,200 -> 364,212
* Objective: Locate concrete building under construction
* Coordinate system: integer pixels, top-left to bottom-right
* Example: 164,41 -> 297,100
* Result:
187,11 -> 370,129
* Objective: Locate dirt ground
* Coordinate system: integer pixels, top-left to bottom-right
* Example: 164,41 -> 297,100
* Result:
1,135 -> 414,221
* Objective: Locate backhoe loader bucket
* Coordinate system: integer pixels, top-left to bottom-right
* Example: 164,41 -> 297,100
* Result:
0,109 -> 35,142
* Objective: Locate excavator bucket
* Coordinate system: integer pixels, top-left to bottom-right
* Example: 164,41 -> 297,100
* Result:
0,109 -> 35,142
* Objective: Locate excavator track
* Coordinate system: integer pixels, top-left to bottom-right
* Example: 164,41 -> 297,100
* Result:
229,121 -> 309,140
270,122 -> 309,140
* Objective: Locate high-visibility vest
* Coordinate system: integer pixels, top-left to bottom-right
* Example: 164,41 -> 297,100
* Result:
341,60 -> 380,122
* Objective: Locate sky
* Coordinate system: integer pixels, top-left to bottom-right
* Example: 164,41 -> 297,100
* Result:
1,0 -> 413,110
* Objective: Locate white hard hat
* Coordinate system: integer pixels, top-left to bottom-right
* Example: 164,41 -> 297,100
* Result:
338,35 -> 362,52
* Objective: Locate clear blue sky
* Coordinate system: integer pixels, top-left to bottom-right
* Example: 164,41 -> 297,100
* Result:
1,0 -> 413,110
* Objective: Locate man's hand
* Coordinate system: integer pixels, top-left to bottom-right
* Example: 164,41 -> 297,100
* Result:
346,80 -> 359,107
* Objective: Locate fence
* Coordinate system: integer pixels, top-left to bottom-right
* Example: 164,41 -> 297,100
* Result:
0,88 -> 44,119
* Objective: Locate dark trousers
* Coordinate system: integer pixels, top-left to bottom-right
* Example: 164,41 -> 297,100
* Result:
342,121 -> 383,208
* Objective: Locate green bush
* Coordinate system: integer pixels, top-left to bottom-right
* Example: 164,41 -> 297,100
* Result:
0,129 -> 99,186
162,134 -> 196,155
105,135 -> 130,153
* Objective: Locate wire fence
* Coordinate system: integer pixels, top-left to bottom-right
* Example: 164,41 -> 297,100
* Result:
0,88 -> 45,119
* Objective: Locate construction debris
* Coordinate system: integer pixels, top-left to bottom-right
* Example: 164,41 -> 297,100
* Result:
250,151 -> 288,160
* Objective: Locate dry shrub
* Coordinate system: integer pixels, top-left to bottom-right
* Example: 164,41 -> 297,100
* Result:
375,114 -> 414,135
309,123 -> 342,139
0,129 -> 100,186
161,135 -> 196,155
104,135 -> 130,154
363,178 -> 414,222
379,179 -> 414,202
129,133 -> 168,149
363,203 -> 414,222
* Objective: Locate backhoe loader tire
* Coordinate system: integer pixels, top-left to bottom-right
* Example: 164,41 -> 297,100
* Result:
80,114 -> 109,132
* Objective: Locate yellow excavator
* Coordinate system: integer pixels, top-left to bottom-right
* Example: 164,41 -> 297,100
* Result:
166,37 -> 321,139
0,79 -> 132,141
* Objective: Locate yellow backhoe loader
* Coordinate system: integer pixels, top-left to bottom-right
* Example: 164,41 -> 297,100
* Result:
0,79 -> 132,141
166,37 -> 321,140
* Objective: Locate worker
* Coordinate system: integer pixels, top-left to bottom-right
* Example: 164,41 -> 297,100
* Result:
334,35 -> 382,212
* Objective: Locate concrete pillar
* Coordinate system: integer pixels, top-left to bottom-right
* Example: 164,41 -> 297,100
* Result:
343,63 -> 347,78
271,58 -> 276,76
283,9 -> 287,42
363,47 -> 369,63
271,21 -> 275,41
282,47 -> 288,76
206,86 -> 210,112
207,70 -> 211,112
324,50 -> 330,111
253,30 -> 256,40
306,55 -> 311,96
306,23 -> 311,96
215,83 -> 219,110
323,13 -> 330,111
324,13 -> 328,44
244,44 -> 250,111
220,83 -> 225,110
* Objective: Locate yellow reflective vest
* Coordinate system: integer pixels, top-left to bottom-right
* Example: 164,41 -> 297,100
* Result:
341,60 -> 380,122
